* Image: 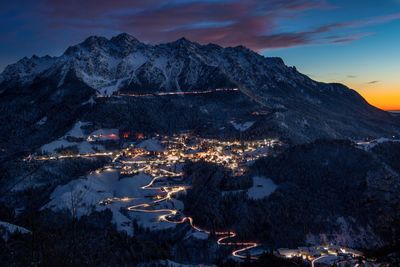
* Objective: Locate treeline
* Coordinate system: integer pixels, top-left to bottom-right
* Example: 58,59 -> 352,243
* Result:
0,210 -> 170,267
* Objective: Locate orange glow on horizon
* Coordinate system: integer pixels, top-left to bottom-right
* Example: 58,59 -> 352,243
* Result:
348,82 -> 400,111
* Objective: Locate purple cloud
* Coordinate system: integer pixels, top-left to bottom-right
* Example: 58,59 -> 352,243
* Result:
39,0 -> 333,50
5,0 -> 400,54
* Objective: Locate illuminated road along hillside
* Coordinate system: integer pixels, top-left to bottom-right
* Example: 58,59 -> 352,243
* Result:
126,172 -> 259,260
115,134 -> 279,259
31,134 -> 282,259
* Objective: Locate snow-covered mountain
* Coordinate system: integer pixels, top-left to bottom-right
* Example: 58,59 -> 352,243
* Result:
0,33 -> 331,99
1,34 -> 238,96
0,33 -> 399,148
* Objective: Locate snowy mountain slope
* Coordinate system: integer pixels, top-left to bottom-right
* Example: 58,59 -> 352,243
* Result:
0,33 -> 399,146
0,55 -> 56,89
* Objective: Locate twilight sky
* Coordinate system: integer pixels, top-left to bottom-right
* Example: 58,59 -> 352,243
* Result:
1,0 -> 399,110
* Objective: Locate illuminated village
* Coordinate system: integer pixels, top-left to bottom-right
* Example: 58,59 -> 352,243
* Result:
116,133 -> 281,177
24,126 -> 379,266
277,246 -> 366,267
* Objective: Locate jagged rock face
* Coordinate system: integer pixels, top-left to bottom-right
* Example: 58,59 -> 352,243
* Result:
0,33 -> 399,146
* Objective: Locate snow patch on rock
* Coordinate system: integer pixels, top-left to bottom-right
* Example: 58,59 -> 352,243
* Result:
230,121 -> 255,132
36,116 -> 47,126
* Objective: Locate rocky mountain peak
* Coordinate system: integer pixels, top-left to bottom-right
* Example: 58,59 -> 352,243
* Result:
110,33 -> 140,45
82,35 -> 109,47
63,35 -> 110,56
168,37 -> 199,49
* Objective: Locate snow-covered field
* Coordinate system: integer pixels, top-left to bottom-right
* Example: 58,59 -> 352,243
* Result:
221,176 -> 277,200
42,139 -> 104,154
247,176 -> 277,200
43,170 -> 183,235
41,121 -> 118,154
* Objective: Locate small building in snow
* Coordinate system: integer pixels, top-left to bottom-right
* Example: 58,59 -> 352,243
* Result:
87,129 -> 119,142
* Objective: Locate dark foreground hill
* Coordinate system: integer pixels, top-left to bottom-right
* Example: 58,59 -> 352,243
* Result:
183,140 -> 400,249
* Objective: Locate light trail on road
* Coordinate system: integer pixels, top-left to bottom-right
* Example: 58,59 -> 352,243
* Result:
23,133 -> 368,265
125,173 -> 260,260
116,88 -> 239,97
30,152 -> 114,161
30,134 -> 279,260
311,255 -> 330,267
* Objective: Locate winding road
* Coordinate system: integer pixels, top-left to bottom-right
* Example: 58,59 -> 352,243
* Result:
126,174 -> 260,260
116,88 -> 239,97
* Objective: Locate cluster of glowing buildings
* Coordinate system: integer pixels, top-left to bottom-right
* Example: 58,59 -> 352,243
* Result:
277,245 -> 366,266
115,134 -> 282,177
